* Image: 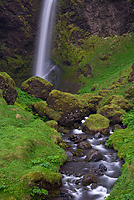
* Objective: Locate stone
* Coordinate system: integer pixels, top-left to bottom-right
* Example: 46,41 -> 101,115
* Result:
82,114 -> 110,135
99,163 -> 107,172
99,104 -> 126,125
0,72 -> 18,105
86,149 -> 103,162
77,141 -> 92,149
21,76 -> 53,100
81,174 -> 97,186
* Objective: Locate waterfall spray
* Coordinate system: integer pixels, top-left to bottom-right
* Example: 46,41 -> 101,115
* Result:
34,0 -> 57,82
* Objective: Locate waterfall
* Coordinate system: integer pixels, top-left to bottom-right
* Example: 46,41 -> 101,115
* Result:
34,0 -> 57,82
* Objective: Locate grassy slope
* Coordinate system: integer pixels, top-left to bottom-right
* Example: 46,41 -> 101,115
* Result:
0,95 -> 67,199
106,109 -> 134,200
76,33 -> 134,199
78,33 -> 134,94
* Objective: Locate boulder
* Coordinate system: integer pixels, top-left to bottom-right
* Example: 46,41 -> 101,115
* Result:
0,72 -> 18,105
69,134 -> 87,143
104,95 -> 132,111
34,101 -> 61,122
77,141 -> 92,149
82,114 -> 110,135
79,93 -> 103,113
81,174 -> 97,186
46,90 -> 87,126
21,76 -> 53,100
99,104 -> 126,124
86,149 -> 103,162
99,163 -> 107,172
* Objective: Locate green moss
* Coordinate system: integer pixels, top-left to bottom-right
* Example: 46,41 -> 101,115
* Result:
99,104 -> 126,124
83,114 -> 110,134
105,95 -> 133,111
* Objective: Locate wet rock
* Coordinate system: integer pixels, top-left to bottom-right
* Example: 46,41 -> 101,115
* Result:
77,141 -> 92,149
81,174 -> 97,186
112,124 -> 122,132
86,149 -> 104,162
66,151 -> 73,161
21,76 -> 53,100
74,149 -> 84,156
94,132 -> 101,139
99,163 -> 107,172
93,168 -> 104,176
69,134 -> 87,143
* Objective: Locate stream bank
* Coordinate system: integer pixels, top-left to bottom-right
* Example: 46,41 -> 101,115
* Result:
52,120 -> 123,200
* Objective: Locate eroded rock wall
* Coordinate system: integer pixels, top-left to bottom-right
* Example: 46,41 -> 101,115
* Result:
0,0 -> 41,85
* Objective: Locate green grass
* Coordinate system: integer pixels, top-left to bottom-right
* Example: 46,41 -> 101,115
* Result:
106,107 -> 134,200
78,33 -> 134,94
0,101 -> 67,199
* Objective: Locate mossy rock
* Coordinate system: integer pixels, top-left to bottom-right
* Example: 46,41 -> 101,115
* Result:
45,120 -> 58,130
124,86 -> 134,99
21,76 -> 53,100
99,104 -> 126,124
21,167 -> 62,199
79,93 -> 103,112
82,114 -> 110,135
0,72 -> 18,105
104,95 -> 133,111
99,89 -> 111,97
81,174 -> 97,186
46,90 -> 87,126
34,101 -> 61,121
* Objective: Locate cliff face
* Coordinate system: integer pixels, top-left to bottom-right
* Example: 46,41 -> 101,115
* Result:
53,0 -> 134,67
0,0 -> 41,85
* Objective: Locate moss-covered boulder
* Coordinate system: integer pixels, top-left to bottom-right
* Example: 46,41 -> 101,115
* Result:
79,93 -> 103,113
82,114 -> 110,135
0,72 -> 18,105
104,95 -> 132,111
34,101 -> 61,122
21,76 -> 53,100
21,168 -> 62,199
46,90 -> 88,126
124,86 -> 134,103
99,104 -> 126,124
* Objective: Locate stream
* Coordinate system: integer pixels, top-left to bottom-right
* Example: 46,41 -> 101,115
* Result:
52,119 -> 123,200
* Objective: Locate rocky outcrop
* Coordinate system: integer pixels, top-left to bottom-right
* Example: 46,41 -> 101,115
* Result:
21,76 -> 53,100
0,0 -> 41,85
99,104 -> 126,124
104,95 -> 133,111
0,72 -> 18,104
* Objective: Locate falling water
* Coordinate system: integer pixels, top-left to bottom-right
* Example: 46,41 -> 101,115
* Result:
34,0 -> 58,82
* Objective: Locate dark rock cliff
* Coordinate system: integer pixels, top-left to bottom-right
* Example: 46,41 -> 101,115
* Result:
0,0 -> 41,85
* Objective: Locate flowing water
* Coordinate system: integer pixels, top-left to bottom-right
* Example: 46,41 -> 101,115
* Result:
52,119 -> 123,200
34,0 -> 59,84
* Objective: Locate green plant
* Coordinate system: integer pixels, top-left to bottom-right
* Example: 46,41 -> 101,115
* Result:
30,186 -> 48,197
